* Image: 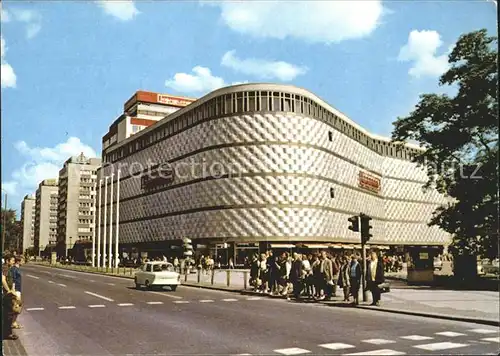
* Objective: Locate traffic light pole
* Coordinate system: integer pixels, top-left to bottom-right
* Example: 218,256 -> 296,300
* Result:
361,241 -> 367,302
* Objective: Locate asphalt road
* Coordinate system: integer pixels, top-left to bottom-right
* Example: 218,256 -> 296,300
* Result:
15,263 -> 500,355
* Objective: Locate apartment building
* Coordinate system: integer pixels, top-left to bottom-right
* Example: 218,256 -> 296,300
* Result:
34,179 -> 59,255
101,90 -> 195,152
57,153 -> 101,257
20,194 -> 36,253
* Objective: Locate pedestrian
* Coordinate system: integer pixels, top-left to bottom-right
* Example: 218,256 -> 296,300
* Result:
289,253 -> 303,300
258,253 -> 268,293
366,251 -> 385,306
319,250 -> 334,300
228,258 -> 234,269
311,254 -> 322,299
338,256 -> 350,301
10,256 -> 23,329
2,255 -> 19,340
249,254 -> 260,291
301,254 -> 313,298
331,254 -> 340,297
266,251 -> 278,294
349,254 -> 362,305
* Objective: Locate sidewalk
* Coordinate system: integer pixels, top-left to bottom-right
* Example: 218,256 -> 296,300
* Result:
2,338 -> 28,356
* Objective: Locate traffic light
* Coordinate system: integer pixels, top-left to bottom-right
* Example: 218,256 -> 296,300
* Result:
360,214 -> 373,244
182,237 -> 193,257
348,215 -> 359,232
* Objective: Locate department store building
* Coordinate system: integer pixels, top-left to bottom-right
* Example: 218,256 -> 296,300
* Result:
97,84 -> 451,263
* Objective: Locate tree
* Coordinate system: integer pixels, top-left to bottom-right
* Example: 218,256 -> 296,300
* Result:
1,208 -> 22,254
392,29 -> 498,262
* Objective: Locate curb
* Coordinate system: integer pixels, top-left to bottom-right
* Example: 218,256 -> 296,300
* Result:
355,305 -> 500,327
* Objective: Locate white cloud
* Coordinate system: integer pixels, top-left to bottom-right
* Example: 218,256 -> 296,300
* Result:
205,1 -> 384,44
1,36 -> 17,89
3,137 -> 97,197
1,181 -> 18,196
1,3 -> 11,22
398,30 -> 450,78
97,0 -> 140,21
221,50 -> 308,81
9,9 -> 42,39
165,66 -> 245,94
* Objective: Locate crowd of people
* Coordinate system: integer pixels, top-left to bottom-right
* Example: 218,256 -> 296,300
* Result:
2,254 -> 24,341
248,250 -> 385,306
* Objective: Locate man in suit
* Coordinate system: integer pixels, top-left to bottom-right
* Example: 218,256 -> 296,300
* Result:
320,251 -> 334,300
366,251 -> 385,306
289,253 -> 303,300
349,253 -> 362,305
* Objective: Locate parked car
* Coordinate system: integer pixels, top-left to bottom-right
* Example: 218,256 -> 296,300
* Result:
134,261 -> 180,291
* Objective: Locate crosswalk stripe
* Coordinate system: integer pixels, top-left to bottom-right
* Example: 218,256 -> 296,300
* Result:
345,349 -> 405,355
26,307 -> 44,311
319,343 -> 355,350
273,348 -> 311,355
468,329 -> 498,334
117,303 -> 134,306
27,274 -> 40,279
246,297 -> 262,300
362,339 -> 396,345
146,301 -> 164,305
173,300 -> 190,304
88,305 -> 105,308
58,306 -> 76,309
222,298 -> 238,302
200,300 -> 214,303
481,337 -> 500,343
435,331 -> 466,337
414,342 -> 469,351
400,335 -> 433,341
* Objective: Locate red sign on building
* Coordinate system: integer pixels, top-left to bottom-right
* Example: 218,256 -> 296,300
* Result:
358,171 -> 381,193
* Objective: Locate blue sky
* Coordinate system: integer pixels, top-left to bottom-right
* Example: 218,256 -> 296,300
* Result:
1,0 -> 497,210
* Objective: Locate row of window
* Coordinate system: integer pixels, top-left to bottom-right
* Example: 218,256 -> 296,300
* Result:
104,90 -> 421,163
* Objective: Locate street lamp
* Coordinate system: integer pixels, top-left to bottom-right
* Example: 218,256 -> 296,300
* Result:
69,236 -> 73,259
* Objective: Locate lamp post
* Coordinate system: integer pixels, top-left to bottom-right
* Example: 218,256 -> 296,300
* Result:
103,176 -> 108,266
109,173 -> 114,269
1,189 -> 7,253
97,179 -> 102,268
115,169 -> 120,268
69,236 -> 72,259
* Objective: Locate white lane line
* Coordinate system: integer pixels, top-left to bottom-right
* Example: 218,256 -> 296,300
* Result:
173,300 -> 190,304
27,274 -> 40,279
435,331 -> 466,337
469,329 -> 498,334
61,274 -> 76,279
246,297 -> 262,300
362,339 -> 397,345
117,303 -> 134,307
58,306 -> 76,309
57,283 -> 67,287
26,307 -> 44,311
400,335 -> 433,341
345,350 -> 406,355
89,280 -> 96,283
84,291 -> 115,302
200,299 -> 214,303
319,343 -> 355,350
88,305 -> 106,308
274,348 -> 311,355
413,342 -> 469,351
222,298 -> 238,302
146,301 -> 164,305
48,280 -> 55,284
107,283 -> 115,286
482,337 -> 500,343
149,291 -> 183,299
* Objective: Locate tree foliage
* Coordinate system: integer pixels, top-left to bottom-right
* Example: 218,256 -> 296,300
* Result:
392,29 -> 498,260
1,209 -> 22,254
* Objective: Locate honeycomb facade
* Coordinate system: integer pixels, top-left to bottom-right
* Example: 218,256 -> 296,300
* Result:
97,84 -> 451,248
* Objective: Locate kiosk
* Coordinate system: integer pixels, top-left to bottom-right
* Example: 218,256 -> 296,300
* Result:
406,246 -> 440,285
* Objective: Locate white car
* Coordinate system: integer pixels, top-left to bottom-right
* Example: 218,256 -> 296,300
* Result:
134,261 -> 181,291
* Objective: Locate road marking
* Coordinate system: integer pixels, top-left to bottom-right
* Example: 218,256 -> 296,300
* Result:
84,291 -> 114,302
481,337 -> 500,343
319,343 -> 355,350
57,283 -> 67,287
345,350 -> 405,355
88,305 -> 106,308
117,303 -> 134,307
200,299 -> 214,303
400,335 -> 434,341
149,291 -> 183,299
435,331 -> 466,337
173,300 -> 190,304
27,274 -> 40,279
61,274 -> 76,279
413,342 -> 469,351
146,301 -> 164,305
48,280 -> 55,284
274,348 -> 311,355
58,306 -> 76,309
246,297 -> 262,300
107,283 -> 115,286
362,339 -> 397,345
26,307 -> 44,311
90,280 -> 95,282
222,298 -> 238,302
468,329 -> 498,334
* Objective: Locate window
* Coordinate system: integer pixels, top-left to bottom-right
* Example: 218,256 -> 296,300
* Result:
248,91 -> 256,111
328,131 -> 333,141
236,93 -> 243,113
330,187 -> 335,199
295,97 -> 302,114
225,94 -> 232,114
261,92 -> 269,111
273,92 -> 280,111
284,98 -> 291,112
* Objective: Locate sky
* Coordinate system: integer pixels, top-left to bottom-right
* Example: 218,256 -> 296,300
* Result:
1,0 -> 498,211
